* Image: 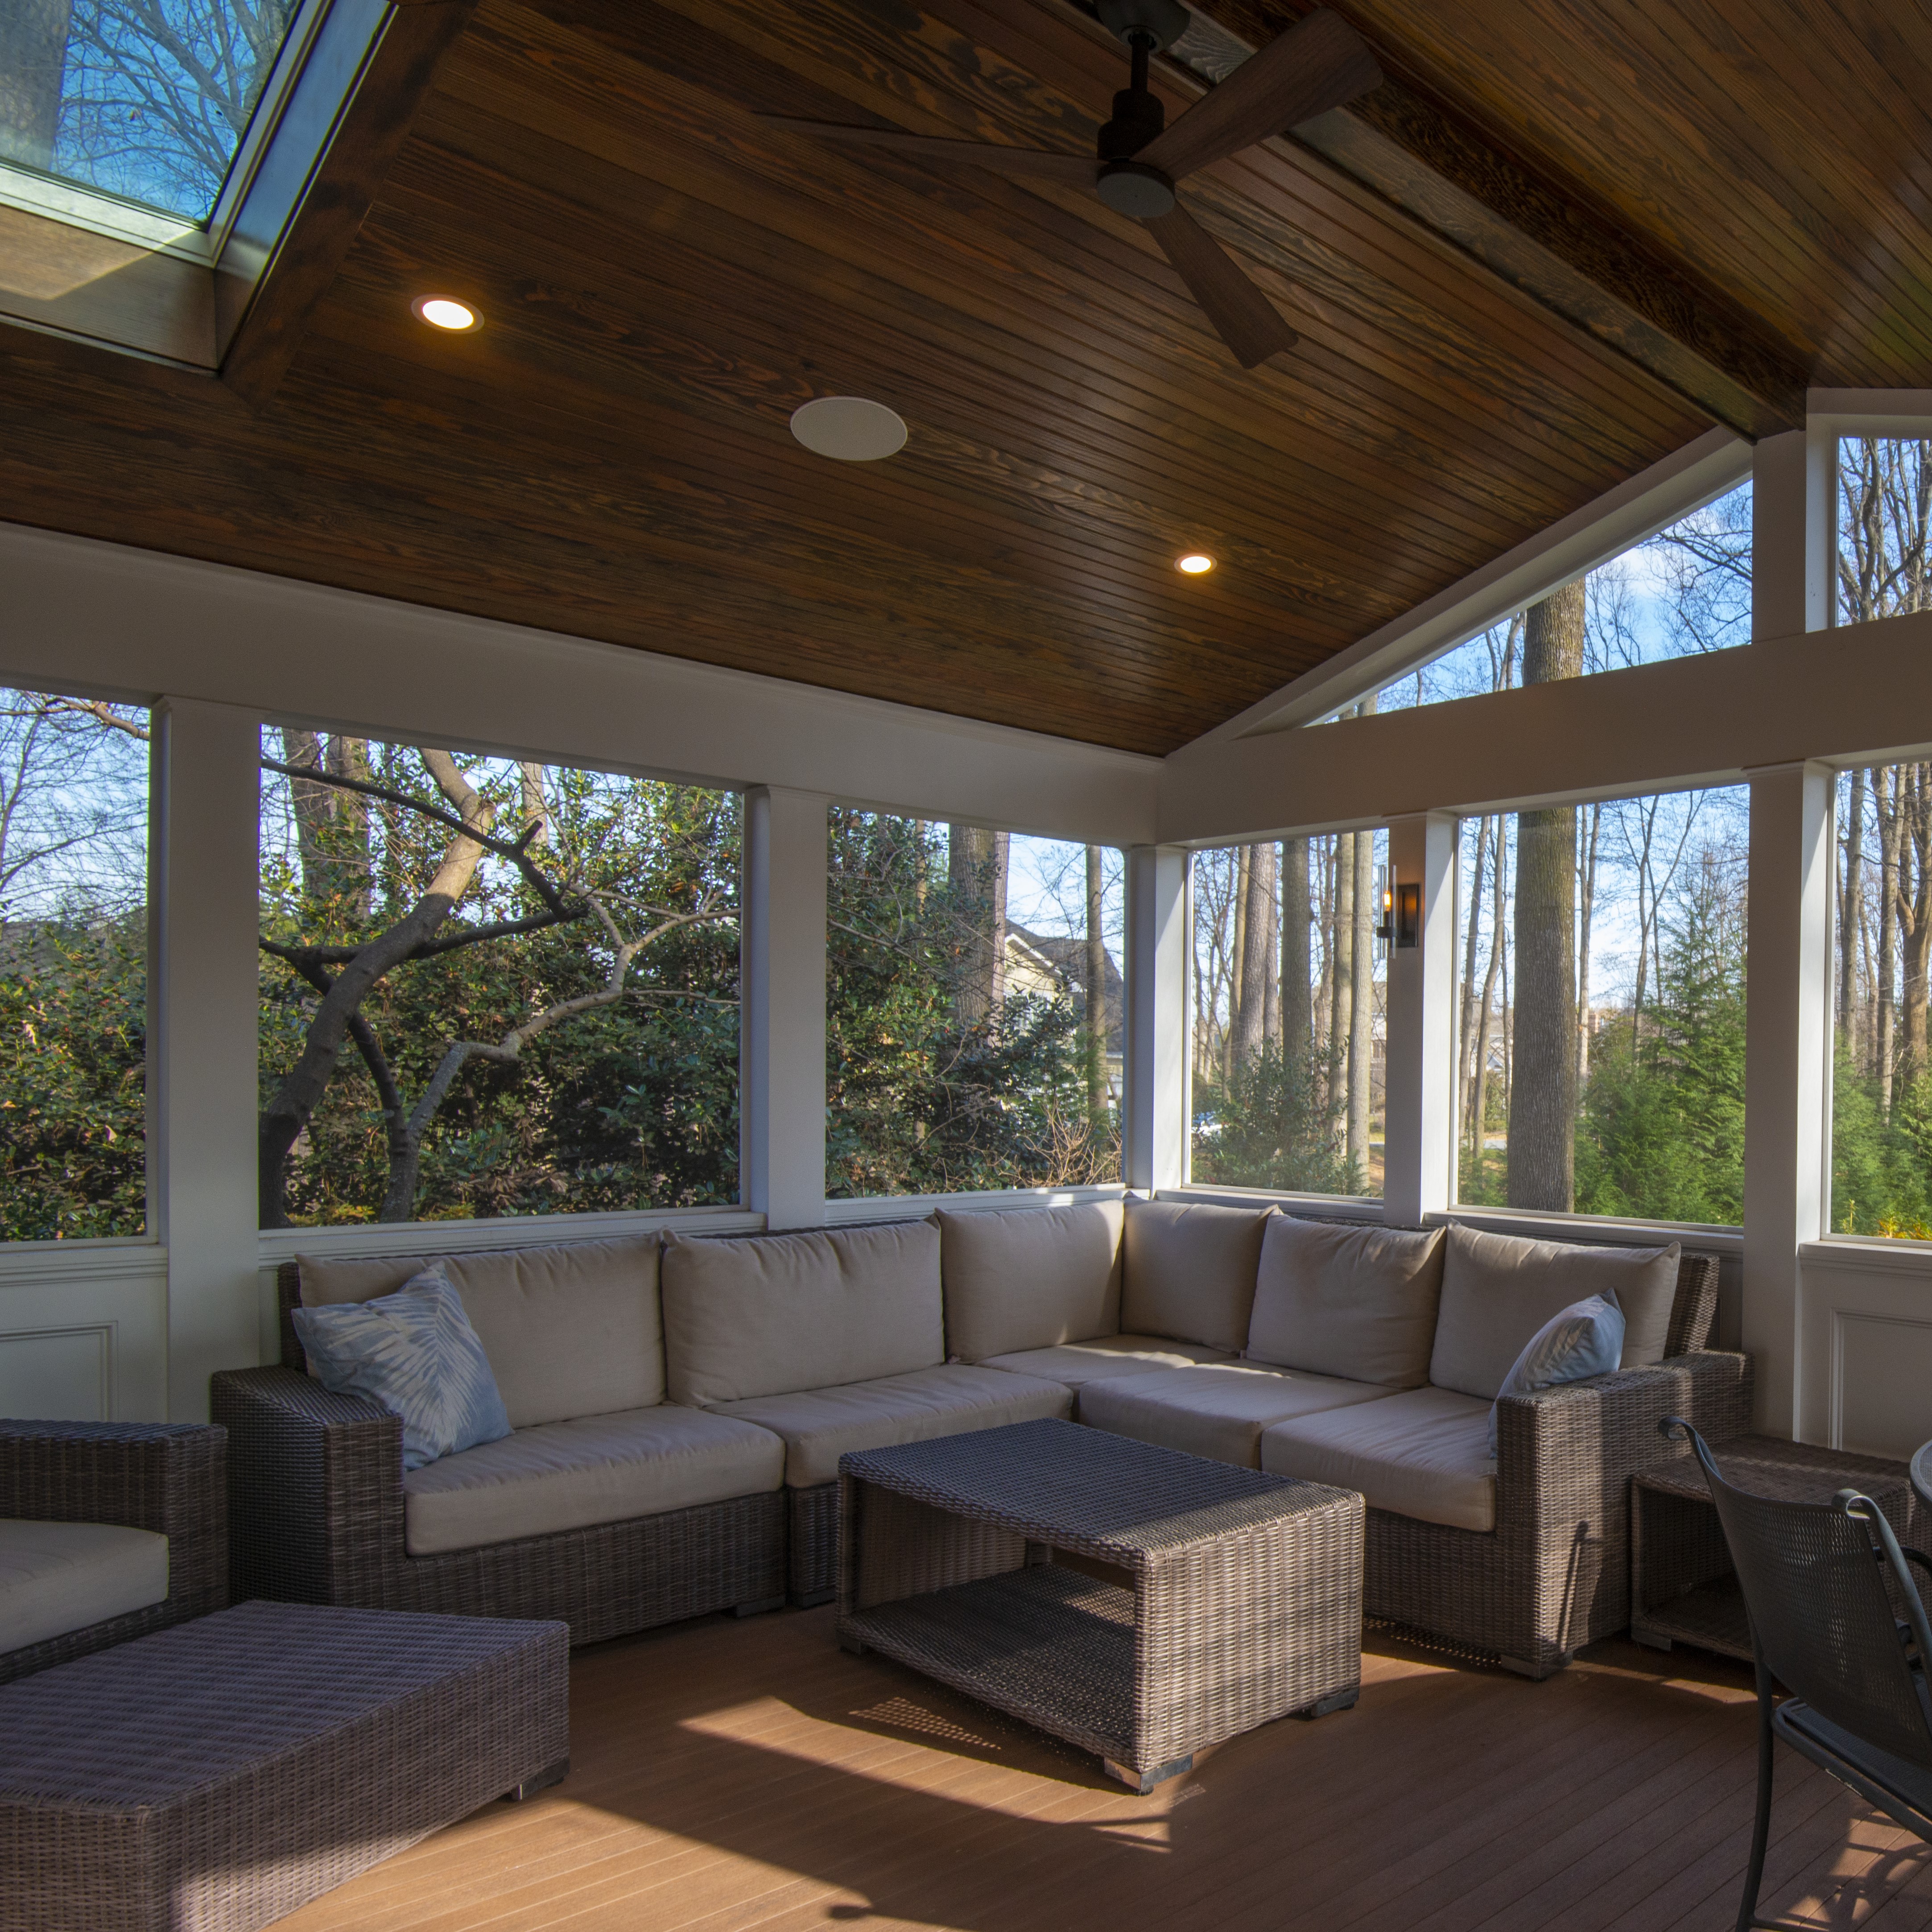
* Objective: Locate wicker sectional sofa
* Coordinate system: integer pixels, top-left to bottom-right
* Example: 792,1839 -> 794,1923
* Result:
213,1197 -> 1748,1676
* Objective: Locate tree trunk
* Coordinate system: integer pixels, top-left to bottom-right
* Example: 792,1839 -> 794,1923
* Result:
1234,842 -> 1273,1069
1508,581 -> 1584,1212
948,824 -> 1007,1027
1881,765 -> 1901,1110
1349,828 -> 1374,1179
1904,766 -> 1932,1084
1084,845 -> 1108,1122
280,728 -> 335,901
1282,837 -> 1311,1085
1576,801 -> 1601,1092
1457,816 -> 1491,1150
327,735 -> 373,917
0,0 -> 70,170
1263,842 -> 1281,1047
1470,840 -> 1507,1183
1841,766 -> 1867,1044
1333,833 -> 1355,1140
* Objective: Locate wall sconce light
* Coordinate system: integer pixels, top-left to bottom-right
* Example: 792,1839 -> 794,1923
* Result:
1395,882 -> 1420,949
1375,882 -> 1394,944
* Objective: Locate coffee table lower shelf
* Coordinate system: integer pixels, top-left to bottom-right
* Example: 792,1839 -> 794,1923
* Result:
841,1565 -> 1138,1767
1630,1575 -> 1749,1661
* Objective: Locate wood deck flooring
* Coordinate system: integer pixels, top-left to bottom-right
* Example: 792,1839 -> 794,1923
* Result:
284,1607 -> 1932,1932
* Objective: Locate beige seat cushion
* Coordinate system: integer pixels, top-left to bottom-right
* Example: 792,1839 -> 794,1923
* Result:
978,1333 -> 1235,1396
0,1519 -> 169,1654
298,1236 -> 663,1428
1260,1386 -> 1497,1532
662,1221 -> 943,1407
1083,1362 -> 1396,1468
1121,1197 -> 1274,1351
1429,1225 -> 1683,1400
1246,1218 -> 1445,1388
711,1364 -> 1071,1487
401,1405 -> 784,1556
937,1201 -> 1123,1362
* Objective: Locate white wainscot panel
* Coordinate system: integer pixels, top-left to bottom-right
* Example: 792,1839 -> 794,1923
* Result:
0,1242 -> 169,1422
1800,1242 -> 1932,1459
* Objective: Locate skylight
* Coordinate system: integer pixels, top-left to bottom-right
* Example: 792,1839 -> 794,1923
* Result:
0,0 -> 321,244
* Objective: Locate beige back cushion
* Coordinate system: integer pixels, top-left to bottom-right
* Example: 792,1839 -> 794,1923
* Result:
296,1236 -> 664,1428
661,1220 -> 943,1406
1246,1218 -> 1445,1388
1428,1224 -> 1683,1400
938,1201 -> 1123,1363
1121,1198 -> 1274,1352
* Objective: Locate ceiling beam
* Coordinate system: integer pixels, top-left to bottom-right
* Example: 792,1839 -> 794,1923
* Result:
219,0 -> 476,410
1165,0 -> 1808,440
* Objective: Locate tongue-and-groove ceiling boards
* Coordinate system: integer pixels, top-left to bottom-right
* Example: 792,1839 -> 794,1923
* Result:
0,0 -> 1924,755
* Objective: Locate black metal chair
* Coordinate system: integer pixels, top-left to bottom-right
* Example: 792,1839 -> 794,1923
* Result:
1662,1417 -> 1932,1932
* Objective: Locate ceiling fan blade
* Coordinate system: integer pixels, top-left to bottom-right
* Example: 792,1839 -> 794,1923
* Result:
1145,203 -> 1297,370
1137,8 -> 1382,183
759,118 -> 1098,186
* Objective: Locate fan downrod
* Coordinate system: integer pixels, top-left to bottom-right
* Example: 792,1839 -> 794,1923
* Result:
1094,0 -> 1185,217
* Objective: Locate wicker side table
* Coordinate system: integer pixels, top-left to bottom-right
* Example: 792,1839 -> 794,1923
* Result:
0,1599 -> 569,1932
836,1417 -> 1363,1792
1631,1435 -> 1923,1661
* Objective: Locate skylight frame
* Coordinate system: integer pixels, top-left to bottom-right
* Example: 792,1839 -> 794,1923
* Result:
0,0 -> 336,266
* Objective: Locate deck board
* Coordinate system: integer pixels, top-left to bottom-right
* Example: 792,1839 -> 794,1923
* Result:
277,1607 -> 1932,1932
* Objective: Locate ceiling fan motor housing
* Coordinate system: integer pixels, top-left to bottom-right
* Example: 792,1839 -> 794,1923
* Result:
1098,85 -> 1165,160
1096,158 -> 1177,218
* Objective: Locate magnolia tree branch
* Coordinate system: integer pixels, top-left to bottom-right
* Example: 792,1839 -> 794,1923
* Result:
374,901 -> 727,1220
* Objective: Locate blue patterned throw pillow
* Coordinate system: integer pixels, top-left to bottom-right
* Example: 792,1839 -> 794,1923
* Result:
293,1269 -> 512,1471
1488,1294 -> 1625,1458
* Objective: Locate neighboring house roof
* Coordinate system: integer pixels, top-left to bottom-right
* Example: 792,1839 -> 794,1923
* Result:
1004,924 -> 1123,1040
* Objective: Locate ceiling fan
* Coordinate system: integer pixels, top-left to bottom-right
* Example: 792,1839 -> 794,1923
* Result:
763,0 -> 1383,371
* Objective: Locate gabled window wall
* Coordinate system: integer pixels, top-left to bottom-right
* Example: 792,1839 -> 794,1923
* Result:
826,812 -> 1122,1198
1190,832 -> 1388,1199
0,685 -> 149,1239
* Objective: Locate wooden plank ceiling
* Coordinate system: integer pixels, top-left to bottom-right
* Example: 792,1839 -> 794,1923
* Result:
0,0 -> 1926,756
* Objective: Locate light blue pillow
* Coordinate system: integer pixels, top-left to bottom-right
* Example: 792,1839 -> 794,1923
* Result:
293,1268 -> 512,1472
1488,1294 -> 1626,1457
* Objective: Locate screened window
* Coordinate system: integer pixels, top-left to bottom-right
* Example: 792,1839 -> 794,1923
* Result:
258,731 -> 739,1227
1456,786 -> 1747,1223
1328,481 -> 1752,721
1,0 -> 314,226
1191,832 -> 1387,1197
827,813 -> 1122,1197
0,687 -> 149,1239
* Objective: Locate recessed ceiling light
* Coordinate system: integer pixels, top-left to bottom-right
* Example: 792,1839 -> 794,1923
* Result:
412,295 -> 481,332
1176,552 -> 1215,575
790,395 -> 908,462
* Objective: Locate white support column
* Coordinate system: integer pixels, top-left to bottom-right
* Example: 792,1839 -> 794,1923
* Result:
1124,845 -> 1189,1193
740,786 -> 828,1230
150,698 -> 262,1422
1742,762 -> 1833,1437
1742,425 -> 1836,1438
1382,813 -> 1458,1226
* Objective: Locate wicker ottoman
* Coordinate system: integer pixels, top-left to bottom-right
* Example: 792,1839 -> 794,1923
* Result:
837,1417 -> 1364,1791
0,1599 -> 569,1932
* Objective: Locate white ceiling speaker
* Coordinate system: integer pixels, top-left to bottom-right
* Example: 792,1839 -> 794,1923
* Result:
789,396 -> 908,461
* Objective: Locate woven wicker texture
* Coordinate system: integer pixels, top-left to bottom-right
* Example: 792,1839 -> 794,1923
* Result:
0,1598 -> 568,1932
1635,1435 -> 1924,1662
211,1366 -> 784,1642
0,1421 -> 228,1686
838,1418 -> 1362,1775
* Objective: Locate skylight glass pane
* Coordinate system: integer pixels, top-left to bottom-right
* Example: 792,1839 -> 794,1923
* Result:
0,0 -> 303,225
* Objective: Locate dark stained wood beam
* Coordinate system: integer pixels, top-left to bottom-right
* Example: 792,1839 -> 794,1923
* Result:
1164,0 -> 1809,438
220,0 -> 478,410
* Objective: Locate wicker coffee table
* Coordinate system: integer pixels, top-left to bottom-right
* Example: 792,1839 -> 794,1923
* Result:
0,1599 -> 569,1932
1631,1434 -> 1923,1661
836,1417 -> 1363,1791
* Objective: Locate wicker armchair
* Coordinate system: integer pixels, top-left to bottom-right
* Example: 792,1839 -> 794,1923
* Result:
210,1265 -> 786,1643
0,1419 -> 228,1685
1351,1252 -> 1750,1677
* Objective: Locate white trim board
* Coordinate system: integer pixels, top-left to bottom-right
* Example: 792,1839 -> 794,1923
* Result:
0,522 -> 1160,849
1172,427 -> 1751,751
1158,606 -> 1932,845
